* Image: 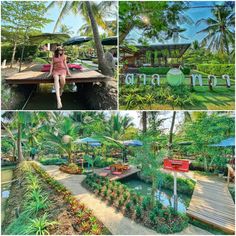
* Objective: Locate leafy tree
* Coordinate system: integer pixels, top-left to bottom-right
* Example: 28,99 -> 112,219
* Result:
47,1 -> 115,76
132,139 -> 167,207
196,3 -> 235,56
183,113 -> 235,170
119,1 -> 192,43
1,1 -> 51,67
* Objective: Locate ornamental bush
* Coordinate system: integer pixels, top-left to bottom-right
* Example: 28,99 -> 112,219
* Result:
197,64 -> 235,76
138,67 -> 190,75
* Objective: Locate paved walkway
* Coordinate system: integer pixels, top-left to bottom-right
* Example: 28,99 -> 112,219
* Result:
41,164 -> 211,235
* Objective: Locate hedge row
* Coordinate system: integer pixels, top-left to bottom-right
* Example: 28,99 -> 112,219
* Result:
197,64 -> 235,76
1,45 -> 46,63
138,67 -> 190,75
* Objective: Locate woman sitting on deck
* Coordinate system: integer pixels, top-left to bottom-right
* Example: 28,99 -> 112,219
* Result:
48,46 -> 72,109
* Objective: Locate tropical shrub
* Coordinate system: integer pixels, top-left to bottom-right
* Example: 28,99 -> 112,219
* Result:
135,205 -> 142,218
31,162 -> 107,235
39,157 -> 68,165
138,67 -> 190,75
33,57 -> 49,64
83,173 -> 189,234
158,86 -> 195,108
1,45 -> 38,63
59,163 -> 83,174
197,64 -> 235,76
25,214 -> 57,235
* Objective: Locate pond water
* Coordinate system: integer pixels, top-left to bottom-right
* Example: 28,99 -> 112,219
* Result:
1,168 -> 14,223
120,178 -> 189,213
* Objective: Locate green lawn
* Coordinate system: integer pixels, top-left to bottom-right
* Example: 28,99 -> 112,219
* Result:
119,74 -> 235,110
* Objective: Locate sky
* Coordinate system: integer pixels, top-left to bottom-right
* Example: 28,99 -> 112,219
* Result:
127,1 -> 230,44
43,1 -> 117,36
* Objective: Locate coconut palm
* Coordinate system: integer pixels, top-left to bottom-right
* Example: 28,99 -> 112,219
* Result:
196,4 -> 235,55
59,24 -> 74,36
47,1 -> 115,76
43,116 -> 79,163
106,113 -> 134,139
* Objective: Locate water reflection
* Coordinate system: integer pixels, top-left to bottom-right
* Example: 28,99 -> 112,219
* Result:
121,178 -> 188,213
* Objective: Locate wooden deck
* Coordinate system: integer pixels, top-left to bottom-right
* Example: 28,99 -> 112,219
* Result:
94,165 -> 140,181
187,178 -> 235,234
5,64 -> 112,85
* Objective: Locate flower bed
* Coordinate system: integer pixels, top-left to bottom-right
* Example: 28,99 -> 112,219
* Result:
83,173 -> 189,234
31,162 -> 109,235
59,163 -> 83,174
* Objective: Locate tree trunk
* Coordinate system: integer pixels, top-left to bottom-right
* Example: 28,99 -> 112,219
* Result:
151,176 -> 157,207
168,111 -> 176,154
17,122 -> 23,162
10,41 -> 17,68
85,1 -> 113,76
142,111 -> 147,133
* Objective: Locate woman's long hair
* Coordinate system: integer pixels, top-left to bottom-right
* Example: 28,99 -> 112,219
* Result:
54,47 -> 64,58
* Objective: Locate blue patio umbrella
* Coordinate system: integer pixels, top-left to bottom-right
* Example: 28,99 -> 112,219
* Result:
90,142 -> 102,147
74,137 -> 100,144
74,137 -> 101,169
209,137 -> 235,147
63,36 -> 92,46
123,140 -> 143,147
102,36 -> 117,46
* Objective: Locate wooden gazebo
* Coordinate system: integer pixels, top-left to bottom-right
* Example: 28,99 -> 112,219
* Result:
120,43 -> 191,67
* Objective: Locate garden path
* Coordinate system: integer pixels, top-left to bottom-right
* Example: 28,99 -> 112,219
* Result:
187,174 -> 235,234
41,164 -> 212,235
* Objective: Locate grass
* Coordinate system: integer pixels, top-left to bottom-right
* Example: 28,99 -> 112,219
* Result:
119,74 -> 235,110
189,219 -> 230,235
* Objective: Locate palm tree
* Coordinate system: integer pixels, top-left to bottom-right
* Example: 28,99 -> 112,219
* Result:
59,24 -> 74,36
141,111 -> 147,133
168,111 -> 176,154
106,113 -> 133,139
44,116 -> 79,163
196,4 -> 235,55
47,1 -> 115,76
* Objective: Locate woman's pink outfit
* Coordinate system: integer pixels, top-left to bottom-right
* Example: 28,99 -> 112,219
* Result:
52,55 -> 67,76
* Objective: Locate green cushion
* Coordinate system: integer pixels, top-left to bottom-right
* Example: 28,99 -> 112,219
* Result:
166,68 -> 185,86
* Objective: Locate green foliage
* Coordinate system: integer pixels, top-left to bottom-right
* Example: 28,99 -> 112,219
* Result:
119,2 -> 192,43
155,170 -> 195,196
138,67 -> 190,75
94,157 -> 115,168
142,196 -> 151,210
125,201 -> 132,211
135,205 -> 142,218
33,57 -> 48,64
197,64 -> 235,76
183,112 -> 235,171
149,210 -> 156,223
39,157 -> 68,166
158,86 -> 195,108
26,214 -> 57,235
1,45 -> 38,63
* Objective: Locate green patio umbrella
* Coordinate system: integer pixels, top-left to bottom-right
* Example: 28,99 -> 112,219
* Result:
166,68 -> 184,86
29,33 -> 70,61
29,33 -> 70,44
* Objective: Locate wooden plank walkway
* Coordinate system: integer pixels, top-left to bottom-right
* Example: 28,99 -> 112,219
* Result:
5,65 -> 111,85
187,178 -> 235,234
